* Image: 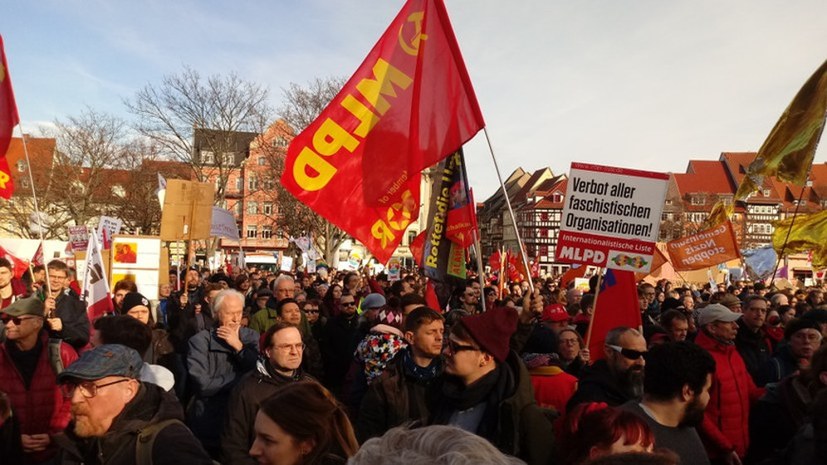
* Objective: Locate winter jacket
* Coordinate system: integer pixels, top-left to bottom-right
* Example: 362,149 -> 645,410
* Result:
430,351 -> 556,465
695,330 -> 764,459
0,330 -> 77,464
185,326 -> 258,451
220,359 -> 314,465
757,344 -> 800,387
321,313 -> 361,394
566,359 -> 635,411
167,287 -> 211,354
734,319 -> 773,384
529,365 -> 578,416
56,383 -> 213,465
248,307 -> 278,334
356,351 -> 442,442
51,289 -> 90,350
748,372 -> 814,462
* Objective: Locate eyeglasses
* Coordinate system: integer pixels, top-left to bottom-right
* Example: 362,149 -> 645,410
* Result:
274,343 -> 306,352
445,340 -> 479,354
61,378 -> 131,398
48,274 -> 67,281
341,302 -> 357,307
607,345 -> 647,360
0,315 -> 39,325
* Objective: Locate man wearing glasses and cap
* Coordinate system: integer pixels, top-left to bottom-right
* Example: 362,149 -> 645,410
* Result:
54,344 -> 212,464
567,326 -> 648,411
0,296 -> 77,464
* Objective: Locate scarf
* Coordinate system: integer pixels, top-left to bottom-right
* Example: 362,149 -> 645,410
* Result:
402,348 -> 442,382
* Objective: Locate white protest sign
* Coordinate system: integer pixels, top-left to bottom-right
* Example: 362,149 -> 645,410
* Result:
280,256 -> 294,272
210,207 -> 240,241
555,163 -> 668,272
387,257 -> 401,281
96,216 -> 123,249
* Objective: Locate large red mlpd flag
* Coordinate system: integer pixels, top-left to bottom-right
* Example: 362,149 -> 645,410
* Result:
281,0 -> 485,263
0,34 -> 20,200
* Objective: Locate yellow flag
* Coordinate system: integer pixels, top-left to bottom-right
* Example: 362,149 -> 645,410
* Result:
703,200 -> 734,229
771,209 -> 827,268
735,58 -> 827,200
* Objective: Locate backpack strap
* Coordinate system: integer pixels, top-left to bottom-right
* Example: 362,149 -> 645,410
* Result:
48,338 -> 64,377
136,418 -> 186,465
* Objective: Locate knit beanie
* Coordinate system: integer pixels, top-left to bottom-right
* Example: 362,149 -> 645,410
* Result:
459,307 -> 518,363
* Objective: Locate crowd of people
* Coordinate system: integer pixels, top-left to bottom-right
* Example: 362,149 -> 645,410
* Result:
0,254 -> 826,465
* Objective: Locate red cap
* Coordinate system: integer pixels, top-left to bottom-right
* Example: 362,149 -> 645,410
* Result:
540,303 -> 569,323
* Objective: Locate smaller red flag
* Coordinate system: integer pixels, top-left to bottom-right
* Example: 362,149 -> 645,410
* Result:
587,269 -> 641,362
31,241 -> 44,267
560,264 -> 587,289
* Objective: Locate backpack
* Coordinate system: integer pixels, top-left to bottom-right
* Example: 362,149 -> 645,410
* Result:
136,419 -> 219,465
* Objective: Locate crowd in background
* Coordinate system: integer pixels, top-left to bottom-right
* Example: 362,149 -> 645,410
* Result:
1,255 -> 826,465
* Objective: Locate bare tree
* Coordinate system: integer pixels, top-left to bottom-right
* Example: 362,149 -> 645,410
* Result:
262,77 -> 349,265
47,108 -> 133,228
125,67 -> 272,202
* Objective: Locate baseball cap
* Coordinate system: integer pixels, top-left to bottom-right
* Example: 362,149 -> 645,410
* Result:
361,293 -> 386,310
717,294 -> 742,309
1,296 -> 45,318
540,303 -> 569,323
57,344 -> 144,382
698,303 -> 742,326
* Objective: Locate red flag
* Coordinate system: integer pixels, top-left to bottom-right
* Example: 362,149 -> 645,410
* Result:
0,245 -> 29,278
0,35 -> 20,200
560,264 -> 587,289
31,241 -> 44,267
424,281 -> 442,312
280,0 -> 485,263
587,270 -> 641,362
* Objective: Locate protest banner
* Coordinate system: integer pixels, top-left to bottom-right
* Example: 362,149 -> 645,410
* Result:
210,206 -> 240,241
387,257 -> 401,281
110,235 -> 162,300
279,0 -> 484,263
96,216 -> 123,250
555,163 -> 668,272
68,226 -> 89,252
666,221 -> 741,271
160,179 -> 214,241
280,256 -> 294,273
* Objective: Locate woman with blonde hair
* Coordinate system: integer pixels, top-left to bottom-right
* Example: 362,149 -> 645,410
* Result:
250,381 -> 358,465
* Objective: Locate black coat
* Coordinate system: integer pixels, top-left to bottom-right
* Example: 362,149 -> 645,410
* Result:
56,383 -> 212,465
220,360 -> 314,465
51,290 -> 90,350
735,319 -> 773,384
321,313 -> 361,393
566,359 -> 636,411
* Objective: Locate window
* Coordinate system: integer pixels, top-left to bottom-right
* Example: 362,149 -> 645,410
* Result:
273,136 -> 289,148
235,177 -> 243,191
247,202 -> 258,215
407,230 -> 417,246
246,225 -> 258,238
16,160 -> 26,172
201,151 -> 215,164
263,202 -> 273,215
261,226 -> 273,239
690,195 -> 703,206
233,202 -> 242,216
540,212 -> 549,221
763,189 -> 771,197
222,153 -> 235,166
552,193 -> 563,203
257,156 -> 266,166
262,177 -> 275,190
248,175 -> 258,191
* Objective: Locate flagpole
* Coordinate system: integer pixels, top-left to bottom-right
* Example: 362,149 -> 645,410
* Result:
498,244 -> 506,299
17,130 -> 52,297
584,267 -> 605,356
458,152 -> 487,312
483,128 -> 534,293
769,185 -> 807,288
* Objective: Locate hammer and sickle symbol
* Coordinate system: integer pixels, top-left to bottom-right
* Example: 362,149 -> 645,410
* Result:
398,11 -> 427,56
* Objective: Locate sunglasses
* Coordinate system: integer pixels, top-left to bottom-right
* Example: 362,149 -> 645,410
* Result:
1,315 -> 39,325
446,340 -> 479,354
607,344 -> 647,360
341,302 -> 357,307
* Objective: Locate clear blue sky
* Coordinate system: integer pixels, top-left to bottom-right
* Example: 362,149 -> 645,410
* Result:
3,0 -> 827,199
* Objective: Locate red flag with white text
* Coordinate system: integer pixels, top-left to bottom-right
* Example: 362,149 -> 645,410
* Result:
0,34 -> 20,200
81,233 -> 113,321
588,269 -> 641,362
280,0 -> 485,263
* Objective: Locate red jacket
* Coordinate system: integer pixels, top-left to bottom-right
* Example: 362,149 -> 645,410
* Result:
695,330 -> 764,459
0,330 -> 78,462
529,365 -> 578,416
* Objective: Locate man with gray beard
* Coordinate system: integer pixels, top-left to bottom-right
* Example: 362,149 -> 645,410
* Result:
55,344 -> 212,464
567,327 -> 647,411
